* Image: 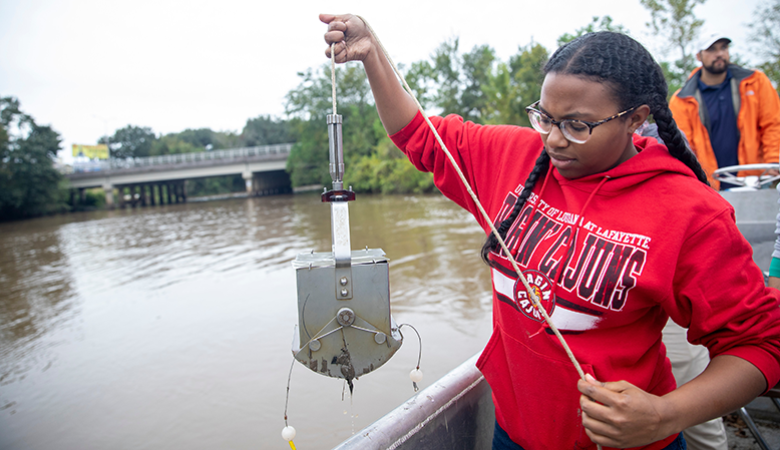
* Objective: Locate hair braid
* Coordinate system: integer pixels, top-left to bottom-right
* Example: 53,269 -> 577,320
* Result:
652,105 -> 710,184
481,149 -> 550,264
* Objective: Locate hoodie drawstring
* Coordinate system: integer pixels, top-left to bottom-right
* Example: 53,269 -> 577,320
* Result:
549,176 -> 612,319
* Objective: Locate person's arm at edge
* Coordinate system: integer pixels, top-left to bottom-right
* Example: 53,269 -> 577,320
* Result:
769,274 -> 780,290
320,14 -> 418,135
755,71 -> 780,167
771,214 -> 780,290
771,194 -> 780,289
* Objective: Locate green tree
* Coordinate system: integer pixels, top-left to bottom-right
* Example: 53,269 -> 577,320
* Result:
415,39 -> 499,123
240,115 -> 293,147
750,0 -> 780,91
461,45 -> 497,123
175,128 -> 239,150
557,16 -> 629,47
287,65 -> 345,120
285,118 -> 330,187
640,0 -> 707,94
149,135 -> 202,156
176,128 -> 215,148
432,38 -> 463,117
483,43 -> 549,126
0,97 -> 66,220
100,125 -> 157,159
402,60 -> 437,111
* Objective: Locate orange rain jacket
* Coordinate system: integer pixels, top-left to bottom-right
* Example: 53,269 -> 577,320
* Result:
669,65 -> 780,189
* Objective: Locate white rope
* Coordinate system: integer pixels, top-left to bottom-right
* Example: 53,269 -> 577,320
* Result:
331,43 -> 337,115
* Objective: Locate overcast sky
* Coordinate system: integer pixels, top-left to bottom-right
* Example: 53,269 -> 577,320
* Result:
0,0 -> 764,161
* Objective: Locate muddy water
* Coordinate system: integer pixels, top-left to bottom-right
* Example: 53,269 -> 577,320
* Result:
0,193 -> 493,449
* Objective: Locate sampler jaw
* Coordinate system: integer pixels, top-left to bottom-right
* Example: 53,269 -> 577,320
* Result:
292,249 -> 402,380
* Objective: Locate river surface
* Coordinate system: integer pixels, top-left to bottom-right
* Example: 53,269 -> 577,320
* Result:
0,193 -> 493,450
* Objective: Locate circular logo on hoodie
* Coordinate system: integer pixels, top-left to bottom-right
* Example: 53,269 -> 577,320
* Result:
514,270 -> 556,323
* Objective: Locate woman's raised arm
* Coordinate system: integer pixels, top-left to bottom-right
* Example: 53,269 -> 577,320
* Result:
320,14 -> 418,135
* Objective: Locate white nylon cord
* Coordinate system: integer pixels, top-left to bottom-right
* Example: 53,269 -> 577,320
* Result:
331,43 -> 337,115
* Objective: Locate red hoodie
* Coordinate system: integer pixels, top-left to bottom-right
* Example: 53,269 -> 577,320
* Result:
390,112 -> 780,450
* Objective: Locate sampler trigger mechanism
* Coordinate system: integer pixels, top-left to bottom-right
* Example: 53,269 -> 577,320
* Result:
291,113 -> 402,389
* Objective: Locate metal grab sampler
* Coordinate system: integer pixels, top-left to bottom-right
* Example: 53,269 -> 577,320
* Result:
291,114 -> 402,390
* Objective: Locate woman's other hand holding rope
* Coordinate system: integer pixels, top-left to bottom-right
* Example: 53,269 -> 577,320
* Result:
578,374 -> 669,448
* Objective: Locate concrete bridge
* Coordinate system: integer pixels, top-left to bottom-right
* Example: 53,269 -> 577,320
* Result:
64,143 -> 294,208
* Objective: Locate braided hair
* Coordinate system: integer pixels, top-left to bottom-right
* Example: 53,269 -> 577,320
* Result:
480,31 -> 709,264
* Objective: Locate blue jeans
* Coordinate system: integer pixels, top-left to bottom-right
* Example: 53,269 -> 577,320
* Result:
492,420 -> 687,450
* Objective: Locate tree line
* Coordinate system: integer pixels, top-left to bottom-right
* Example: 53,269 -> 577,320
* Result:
4,0 -> 780,220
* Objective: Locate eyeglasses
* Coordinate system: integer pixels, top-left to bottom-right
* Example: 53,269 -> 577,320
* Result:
525,101 -> 638,144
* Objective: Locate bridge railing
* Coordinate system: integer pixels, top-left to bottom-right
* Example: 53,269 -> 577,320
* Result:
66,143 -> 294,174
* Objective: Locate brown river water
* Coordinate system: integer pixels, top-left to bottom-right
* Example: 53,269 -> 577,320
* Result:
0,193 -> 494,449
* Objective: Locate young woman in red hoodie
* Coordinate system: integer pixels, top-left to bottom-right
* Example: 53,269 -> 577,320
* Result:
321,14 -> 780,450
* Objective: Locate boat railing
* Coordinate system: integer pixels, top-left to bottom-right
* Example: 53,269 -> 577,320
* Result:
67,143 -> 294,173
331,353 -> 495,450
713,163 -> 780,190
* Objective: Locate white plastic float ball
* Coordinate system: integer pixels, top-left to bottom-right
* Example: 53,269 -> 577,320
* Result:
282,426 -> 296,441
410,368 -> 423,383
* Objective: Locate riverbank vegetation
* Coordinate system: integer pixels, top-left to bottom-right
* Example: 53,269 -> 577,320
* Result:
5,0 -> 780,220
0,97 -> 68,220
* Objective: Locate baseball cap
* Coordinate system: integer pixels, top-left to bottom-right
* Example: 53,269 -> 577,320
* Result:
697,32 -> 731,52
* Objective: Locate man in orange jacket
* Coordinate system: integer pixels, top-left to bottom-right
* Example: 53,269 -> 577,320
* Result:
669,33 -> 780,189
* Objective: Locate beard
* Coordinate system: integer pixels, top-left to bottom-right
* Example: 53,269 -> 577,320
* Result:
704,58 -> 729,75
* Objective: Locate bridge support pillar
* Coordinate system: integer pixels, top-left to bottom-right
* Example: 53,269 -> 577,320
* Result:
251,173 -> 260,196
102,181 -> 114,209
180,181 -> 187,203
117,186 -> 126,209
171,182 -> 183,204
139,185 -> 147,207
149,184 -> 157,206
243,171 -> 254,196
